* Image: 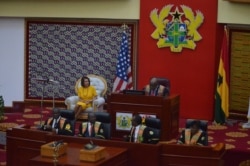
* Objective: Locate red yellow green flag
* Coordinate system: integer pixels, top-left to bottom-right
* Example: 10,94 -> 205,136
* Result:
214,26 -> 229,124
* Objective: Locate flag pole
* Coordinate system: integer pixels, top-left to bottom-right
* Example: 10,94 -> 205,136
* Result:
242,96 -> 250,129
121,23 -> 128,31
213,25 -> 230,125
112,23 -> 133,92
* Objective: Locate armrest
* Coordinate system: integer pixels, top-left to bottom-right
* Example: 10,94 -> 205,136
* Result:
93,97 -> 105,107
65,96 -> 79,110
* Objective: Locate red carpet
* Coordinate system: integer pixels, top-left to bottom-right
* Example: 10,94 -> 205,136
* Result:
177,119 -> 250,166
0,106 -> 52,166
0,106 -> 51,131
0,146 -> 6,166
177,119 -> 250,152
1,107 -> 250,165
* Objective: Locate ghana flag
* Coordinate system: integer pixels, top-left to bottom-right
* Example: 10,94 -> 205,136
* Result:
214,26 -> 229,125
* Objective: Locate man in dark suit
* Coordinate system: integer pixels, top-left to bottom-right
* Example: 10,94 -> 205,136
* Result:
78,112 -> 105,139
41,108 -> 74,136
124,114 -> 150,143
144,77 -> 166,96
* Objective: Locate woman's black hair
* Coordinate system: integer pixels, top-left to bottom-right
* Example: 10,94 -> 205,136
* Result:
190,120 -> 201,128
81,76 -> 90,87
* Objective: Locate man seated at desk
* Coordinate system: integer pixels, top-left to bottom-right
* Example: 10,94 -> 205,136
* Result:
124,114 -> 150,143
177,120 -> 207,146
41,108 -> 74,136
144,77 -> 167,97
78,112 -> 106,139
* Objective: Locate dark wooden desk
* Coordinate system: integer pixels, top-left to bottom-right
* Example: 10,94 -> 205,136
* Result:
7,126 -> 160,166
159,143 -> 226,166
107,93 -> 180,140
29,143 -> 128,166
7,125 -> 226,166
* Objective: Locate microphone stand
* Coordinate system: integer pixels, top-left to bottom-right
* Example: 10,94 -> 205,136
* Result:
52,86 -> 55,109
48,79 -> 59,109
39,80 -> 46,127
31,75 -> 49,128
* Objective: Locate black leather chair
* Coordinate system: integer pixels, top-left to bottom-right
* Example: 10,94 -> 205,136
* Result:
156,77 -> 170,97
144,117 -> 161,144
185,119 -> 208,132
185,119 -> 208,145
143,77 -> 170,97
60,109 -> 76,136
94,112 -> 111,139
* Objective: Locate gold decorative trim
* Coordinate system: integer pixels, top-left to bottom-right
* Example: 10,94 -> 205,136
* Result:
225,132 -> 248,138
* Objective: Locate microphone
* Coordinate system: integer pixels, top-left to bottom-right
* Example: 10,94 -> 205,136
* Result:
52,140 -> 64,147
90,139 -> 94,145
84,139 -> 96,150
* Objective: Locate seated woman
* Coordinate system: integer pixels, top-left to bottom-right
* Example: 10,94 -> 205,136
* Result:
177,120 -> 207,146
74,76 -> 97,119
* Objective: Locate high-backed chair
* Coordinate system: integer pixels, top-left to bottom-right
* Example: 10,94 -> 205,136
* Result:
143,77 -> 170,97
145,117 -> 161,144
156,77 -> 170,97
185,119 -> 208,146
60,109 -> 76,136
95,112 -> 111,139
65,74 -> 108,120
185,119 -> 208,132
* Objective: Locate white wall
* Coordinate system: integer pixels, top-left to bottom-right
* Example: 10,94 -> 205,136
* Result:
218,0 -> 250,24
0,18 -> 25,106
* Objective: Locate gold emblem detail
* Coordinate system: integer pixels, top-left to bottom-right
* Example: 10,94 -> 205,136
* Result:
65,124 -> 71,130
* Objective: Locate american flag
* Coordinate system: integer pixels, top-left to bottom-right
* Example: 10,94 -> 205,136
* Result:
112,31 -> 133,92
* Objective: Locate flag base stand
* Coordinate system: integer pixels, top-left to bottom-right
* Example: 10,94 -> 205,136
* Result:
225,119 -> 237,126
242,98 -> 250,129
242,114 -> 250,128
242,119 -> 250,129
242,122 -> 250,129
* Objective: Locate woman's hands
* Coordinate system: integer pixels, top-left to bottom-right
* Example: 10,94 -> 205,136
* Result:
79,99 -> 92,104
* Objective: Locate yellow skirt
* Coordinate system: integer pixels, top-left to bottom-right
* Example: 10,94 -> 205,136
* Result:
77,101 -> 91,109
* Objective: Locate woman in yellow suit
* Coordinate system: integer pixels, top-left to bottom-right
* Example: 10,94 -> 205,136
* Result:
74,76 -> 97,119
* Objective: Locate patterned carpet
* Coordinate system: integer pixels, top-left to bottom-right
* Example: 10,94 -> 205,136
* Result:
177,119 -> 250,166
0,106 -> 52,166
177,120 -> 250,152
0,107 -> 250,166
0,106 -> 51,132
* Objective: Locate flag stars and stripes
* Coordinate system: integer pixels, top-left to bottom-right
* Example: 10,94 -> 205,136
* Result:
112,31 -> 133,92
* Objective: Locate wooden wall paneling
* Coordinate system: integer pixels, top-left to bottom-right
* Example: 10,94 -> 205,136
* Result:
228,24 -> 250,119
